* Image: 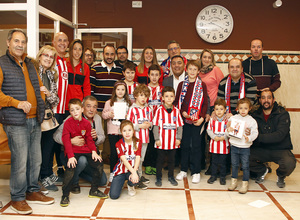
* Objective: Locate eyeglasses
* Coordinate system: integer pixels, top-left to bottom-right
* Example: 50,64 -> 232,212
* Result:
168,47 -> 179,51
42,54 -> 55,60
85,53 -> 93,57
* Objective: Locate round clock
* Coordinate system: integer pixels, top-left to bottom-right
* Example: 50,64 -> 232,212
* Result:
196,5 -> 234,43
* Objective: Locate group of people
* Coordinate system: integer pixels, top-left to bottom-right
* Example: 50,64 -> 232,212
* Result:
0,28 -> 296,215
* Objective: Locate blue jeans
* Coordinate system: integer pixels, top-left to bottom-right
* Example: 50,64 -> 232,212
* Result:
231,145 -> 250,181
73,156 -> 107,186
3,118 -> 42,201
109,172 -> 138,200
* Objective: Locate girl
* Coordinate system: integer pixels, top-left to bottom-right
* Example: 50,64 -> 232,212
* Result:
134,46 -> 163,85
34,45 -> 59,191
65,39 -> 91,112
109,120 -> 141,199
102,80 -> 132,182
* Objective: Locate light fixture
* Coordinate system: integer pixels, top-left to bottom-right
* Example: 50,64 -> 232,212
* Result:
273,0 -> 282,8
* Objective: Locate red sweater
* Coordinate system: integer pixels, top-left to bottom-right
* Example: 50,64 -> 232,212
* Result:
62,117 -> 97,159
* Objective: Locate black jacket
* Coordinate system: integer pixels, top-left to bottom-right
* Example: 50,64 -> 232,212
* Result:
252,102 -> 293,150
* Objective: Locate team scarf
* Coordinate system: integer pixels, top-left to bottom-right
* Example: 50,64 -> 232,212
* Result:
225,72 -> 245,113
178,75 -> 203,121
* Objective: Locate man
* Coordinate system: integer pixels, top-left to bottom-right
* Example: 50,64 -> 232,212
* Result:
250,90 -> 296,188
0,29 -> 54,215
161,40 -> 187,78
52,32 -> 69,182
162,55 -> 186,94
90,45 -> 123,111
53,96 -> 107,193
242,39 -> 281,92
84,48 -> 97,68
114,46 -> 136,69
217,58 -> 257,114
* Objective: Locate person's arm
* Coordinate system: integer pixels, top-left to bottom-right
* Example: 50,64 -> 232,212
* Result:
245,76 -> 257,105
83,64 -> 91,97
46,73 -> 59,108
102,100 -> 113,119
246,118 -> 258,143
53,120 -> 65,145
62,120 -> 75,159
90,67 -> 96,95
85,121 -> 97,153
94,114 -> 105,146
206,120 -> 216,140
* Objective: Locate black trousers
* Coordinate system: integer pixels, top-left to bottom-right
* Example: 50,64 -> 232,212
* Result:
62,153 -> 103,196
108,134 -> 122,172
156,149 -> 176,179
211,153 -> 228,178
143,130 -> 157,167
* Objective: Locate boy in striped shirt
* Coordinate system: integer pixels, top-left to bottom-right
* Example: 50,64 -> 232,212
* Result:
123,62 -> 138,103
153,87 -> 184,187
206,99 -> 229,185
126,84 -> 152,189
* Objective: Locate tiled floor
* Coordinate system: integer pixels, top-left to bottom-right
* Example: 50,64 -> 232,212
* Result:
0,160 -> 299,220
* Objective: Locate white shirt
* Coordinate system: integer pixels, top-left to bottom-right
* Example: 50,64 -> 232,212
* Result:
173,72 -> 185,96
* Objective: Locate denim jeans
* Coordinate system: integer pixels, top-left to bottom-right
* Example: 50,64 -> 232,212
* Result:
231,145 -> 250,181
72,155 -> 107,186
3,118 -> 42,201
109,172 -> 138,199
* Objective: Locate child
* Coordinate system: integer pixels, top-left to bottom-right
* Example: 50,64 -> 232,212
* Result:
144,64 -> 164,175
153,86 -> 184,187
227,97 -> 258,194
109,120 -> 142,199
126,84 -> 153,189
102,80 -> 132,182
61,98 -> 107,207
174,60 -> 208,184
206,99 -> 229,185
123,62 -> 139,103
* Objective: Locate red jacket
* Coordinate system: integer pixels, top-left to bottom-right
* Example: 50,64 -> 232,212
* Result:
65,59 -> 91,110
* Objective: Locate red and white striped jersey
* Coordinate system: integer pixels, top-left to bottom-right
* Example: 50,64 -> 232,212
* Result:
127,82 -> 138,102
113,138 -> 142,176
153,105 -> 184,150
127,105 -> 153,143
148,85 -> 163,114
53,56 -> 68,114
207,118 -> 229,154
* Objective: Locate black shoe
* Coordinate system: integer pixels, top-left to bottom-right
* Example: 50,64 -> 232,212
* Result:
88,189 -> 108,199
220,177 -> 226,185
137,181 -> 148,190
168,176 -> 178,186
60,196 -> 69,207
71,184 -> 81,194
140,176 -> 150,184
155,178 -> 162,187
207,176 -> 217,184
277,176 -> 286,188
255,167 -> 269,184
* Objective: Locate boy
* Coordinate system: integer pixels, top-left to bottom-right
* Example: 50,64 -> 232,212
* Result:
123,62 -> 138,102
153,86 -> 184,187
227,97 -> 258,194
174,60 -> 208,184
61,99 -> 108,207
206,99 -> 229,185
144,64 -> 164,175
126,84 -> 153,189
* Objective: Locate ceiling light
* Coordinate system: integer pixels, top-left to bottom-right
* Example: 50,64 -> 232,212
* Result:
273,0 -> 282,8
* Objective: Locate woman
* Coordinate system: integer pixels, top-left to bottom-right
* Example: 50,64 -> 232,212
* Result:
198,49 -> 224,173
65,39 -> 91,111
35,45 -> 60,191
135,46 -> 163,85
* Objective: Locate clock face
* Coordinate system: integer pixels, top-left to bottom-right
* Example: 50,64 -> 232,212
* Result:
196,5 -> 234,43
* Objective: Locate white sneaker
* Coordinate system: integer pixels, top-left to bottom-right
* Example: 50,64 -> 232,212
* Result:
109,173 -> 114,182
127,184 -> 136,196
192,173 -> 201,184
176,171 -> 187,181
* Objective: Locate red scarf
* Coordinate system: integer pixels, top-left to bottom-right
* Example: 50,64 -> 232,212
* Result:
225,73 -> 245,113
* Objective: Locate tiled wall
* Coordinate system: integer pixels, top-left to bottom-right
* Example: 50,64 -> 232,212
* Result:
132,49 -> 300,155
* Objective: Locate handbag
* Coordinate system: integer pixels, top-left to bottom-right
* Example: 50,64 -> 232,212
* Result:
41,108 -> 59,132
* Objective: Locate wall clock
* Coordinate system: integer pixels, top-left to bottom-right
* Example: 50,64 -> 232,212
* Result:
196,5 -> 234,43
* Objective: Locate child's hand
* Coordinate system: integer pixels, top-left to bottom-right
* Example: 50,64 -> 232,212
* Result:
91,129 -> 97,140
140,121 -> 151,129
227,127 -> 234,132
182,111 -> 189,119
155,140 -> 162,146
129,172 -> 139,184
193,117 -> 204,126
110,111 -> 114,119
40,86 -> 50,97
67,157 -> 77,168
244,135 -> 249,143
92,151 -> 102,162
225,112 -> 233,120
215,136 -> 225,141
227,121 -> 231,128
175,139 -> 181,146
71,136 -> 85,146
205,114 -> 210,122
245,128 -> 251,136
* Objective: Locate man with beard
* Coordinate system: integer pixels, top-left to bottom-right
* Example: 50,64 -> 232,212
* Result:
250,90 -> 296,188
114,46 -> 136,69
90,45 -> 123,111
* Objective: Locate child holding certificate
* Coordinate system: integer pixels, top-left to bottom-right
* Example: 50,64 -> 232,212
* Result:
102,80 -> 132,181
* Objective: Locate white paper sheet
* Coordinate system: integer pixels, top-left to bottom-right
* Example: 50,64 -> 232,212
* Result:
113,102 -> 127,119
